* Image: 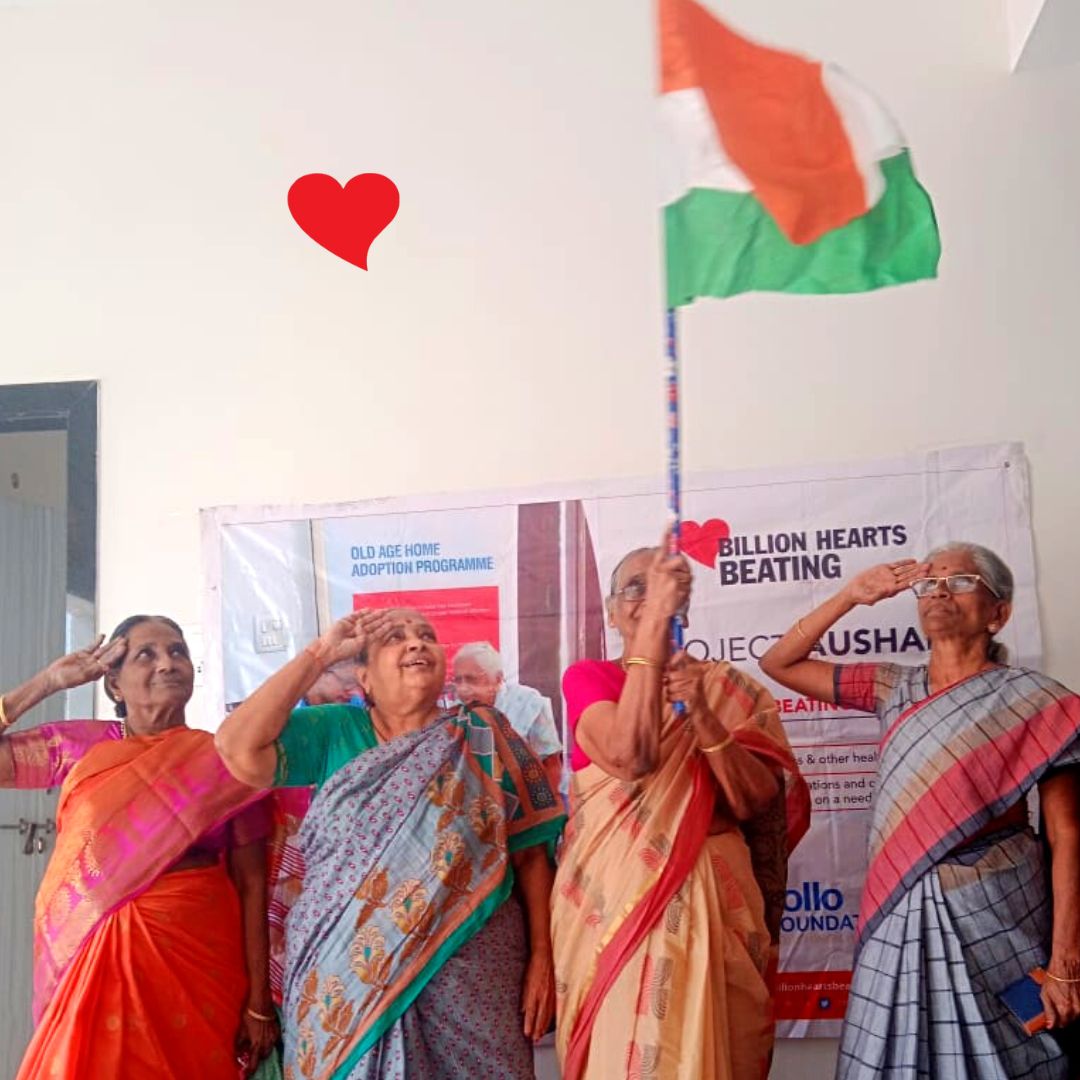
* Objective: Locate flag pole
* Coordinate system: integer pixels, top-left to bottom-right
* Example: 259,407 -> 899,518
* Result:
665,305 -> 682,575
665,306 -> 687,715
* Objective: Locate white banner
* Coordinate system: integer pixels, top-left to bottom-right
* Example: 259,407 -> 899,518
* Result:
201,441 -> 1040,1036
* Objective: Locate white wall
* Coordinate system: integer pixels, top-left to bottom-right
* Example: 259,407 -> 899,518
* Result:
2,2 -> 1078,1076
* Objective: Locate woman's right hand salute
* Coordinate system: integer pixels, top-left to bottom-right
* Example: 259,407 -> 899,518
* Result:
759,558 -> 927,704
843,560 -> 929,607
45,635 -> 128,693
309,608 -> 392,667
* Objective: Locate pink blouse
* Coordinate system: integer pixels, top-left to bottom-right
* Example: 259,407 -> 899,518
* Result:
6,720 -> 270,854
561,659 -> 627,771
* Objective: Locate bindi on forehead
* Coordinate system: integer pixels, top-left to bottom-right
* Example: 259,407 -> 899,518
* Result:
382,613 -> 436,636
927,556 -> 977,576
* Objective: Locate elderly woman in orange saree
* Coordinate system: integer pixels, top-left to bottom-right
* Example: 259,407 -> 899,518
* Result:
0,615 -> 277,1079
552,533 -> 810,1080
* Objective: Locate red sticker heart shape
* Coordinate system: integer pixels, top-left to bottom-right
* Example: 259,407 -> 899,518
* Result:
287,173 -> 399,270
679,519 -> 730,567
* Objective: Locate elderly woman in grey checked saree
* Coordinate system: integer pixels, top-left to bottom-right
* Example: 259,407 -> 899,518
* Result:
761,542 -> 1080,1080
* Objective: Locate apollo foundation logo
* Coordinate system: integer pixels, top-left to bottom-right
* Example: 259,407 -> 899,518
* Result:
781,880 -> 856,933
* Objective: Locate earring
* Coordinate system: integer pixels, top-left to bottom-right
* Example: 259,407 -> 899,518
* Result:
988,624 -> 999,633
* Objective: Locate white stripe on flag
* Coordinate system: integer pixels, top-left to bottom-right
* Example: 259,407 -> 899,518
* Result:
821,65 -> 906,211
658,87 -> 752,207
659,72 -> 907,214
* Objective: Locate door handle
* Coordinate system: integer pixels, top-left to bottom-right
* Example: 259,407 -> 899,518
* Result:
0,818 -> 56,854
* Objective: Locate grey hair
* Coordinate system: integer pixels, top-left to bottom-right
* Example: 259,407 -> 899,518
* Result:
926,541 -> 1014,662
608,547 -> 655,598
453,641 -> 503,677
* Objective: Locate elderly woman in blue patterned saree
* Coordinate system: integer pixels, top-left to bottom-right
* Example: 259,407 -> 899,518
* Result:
216,607 -> 565,1080
761,542 -> 1080,1079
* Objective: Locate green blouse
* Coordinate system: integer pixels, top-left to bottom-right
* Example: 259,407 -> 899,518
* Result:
273,704 -> 377,789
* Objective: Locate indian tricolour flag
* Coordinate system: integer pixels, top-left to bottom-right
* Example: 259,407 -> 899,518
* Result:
660,0 -> 941,304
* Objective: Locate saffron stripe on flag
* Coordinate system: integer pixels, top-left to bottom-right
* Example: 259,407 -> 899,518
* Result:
660,0 -> 868,244
657,0 -> 941,301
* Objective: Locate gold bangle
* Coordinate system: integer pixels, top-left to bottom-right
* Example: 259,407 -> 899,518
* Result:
246,1006 -> 276,1022
795,618 -> 811,643
1044,969 -> 1080,985
623,656 -> 662,670
0,694 -> 10,729
699,733 -> 734,754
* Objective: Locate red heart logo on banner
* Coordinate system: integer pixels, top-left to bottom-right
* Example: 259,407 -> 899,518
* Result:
680,519 -> 730,567
287,173 -> 400,270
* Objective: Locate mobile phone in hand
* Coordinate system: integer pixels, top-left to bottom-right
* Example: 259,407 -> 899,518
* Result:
998,967 -> 1048,1035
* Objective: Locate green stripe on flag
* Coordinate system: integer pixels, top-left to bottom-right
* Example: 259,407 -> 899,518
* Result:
664,151 -> 941,304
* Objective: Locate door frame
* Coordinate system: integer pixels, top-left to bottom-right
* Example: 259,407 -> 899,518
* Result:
0,381 -> 98,609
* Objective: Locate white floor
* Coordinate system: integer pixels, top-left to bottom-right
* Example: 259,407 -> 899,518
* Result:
534,1039 -> 559,1079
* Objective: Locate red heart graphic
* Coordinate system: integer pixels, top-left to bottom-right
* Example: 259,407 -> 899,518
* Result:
679,519 -> 730,567
287,173 -> 399,270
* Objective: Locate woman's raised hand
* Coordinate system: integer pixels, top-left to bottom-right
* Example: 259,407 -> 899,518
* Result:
44,635 -> 127,693
665,651 -> 708,714
311,608 -> 392,667
843,560 -> 928,607
642,526 -> 693,621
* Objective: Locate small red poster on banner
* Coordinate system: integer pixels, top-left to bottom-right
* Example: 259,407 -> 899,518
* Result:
353,586 -> 500,663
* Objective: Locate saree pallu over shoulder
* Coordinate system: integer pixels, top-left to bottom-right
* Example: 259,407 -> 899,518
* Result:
283,706 -> 563,1080
33,726 -> 266,1020
716,665 -> 811,942
553,662 -> 809,1080
859,665 -> 1080,943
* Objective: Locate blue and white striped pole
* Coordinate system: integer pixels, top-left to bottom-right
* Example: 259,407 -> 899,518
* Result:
665,306 -> 686,715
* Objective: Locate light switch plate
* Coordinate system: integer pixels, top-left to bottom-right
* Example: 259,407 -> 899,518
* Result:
254,614 -> 288,654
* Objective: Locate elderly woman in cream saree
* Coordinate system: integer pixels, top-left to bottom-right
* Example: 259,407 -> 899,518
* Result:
553,536 -> 810,1080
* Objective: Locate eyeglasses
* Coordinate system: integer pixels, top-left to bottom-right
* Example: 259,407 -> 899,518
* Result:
451,673 -> 495,686
910,574 -> 1000,599
612,577 -> 647,603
